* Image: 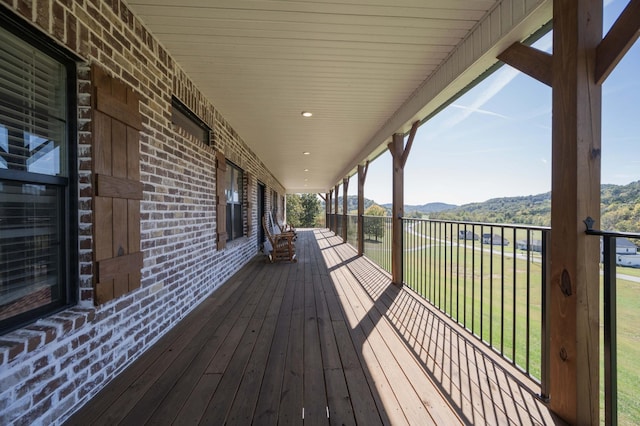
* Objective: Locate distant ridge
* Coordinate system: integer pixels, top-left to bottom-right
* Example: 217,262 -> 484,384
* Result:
328,196 -> 457,215
323,180 -> 640,233
381,202 -> 457,214
430,180 -> 640,232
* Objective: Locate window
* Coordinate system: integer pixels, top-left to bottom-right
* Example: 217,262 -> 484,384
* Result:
272,190 -> 278,217
0,20 -> 76,333
171,97 -> 211,145
226,162 -> 244,241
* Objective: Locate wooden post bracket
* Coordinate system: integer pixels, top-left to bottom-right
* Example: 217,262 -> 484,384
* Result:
498,0 -> 639,86
497,42 -> 552,87
595,0 -> 640,84
399,121 -> 420,169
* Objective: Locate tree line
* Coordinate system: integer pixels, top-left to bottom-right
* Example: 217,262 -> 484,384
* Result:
286,180 -> 640,236
429,180 -> 640,233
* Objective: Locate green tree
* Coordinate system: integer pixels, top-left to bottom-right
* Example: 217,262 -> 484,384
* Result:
364,204 -> 386,241
286,194 -> 303,227
300,193 -> 321,227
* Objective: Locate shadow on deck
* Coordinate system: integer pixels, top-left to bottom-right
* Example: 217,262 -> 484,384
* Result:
66,229 -> 562,425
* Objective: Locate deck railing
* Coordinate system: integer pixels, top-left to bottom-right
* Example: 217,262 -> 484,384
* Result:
330,211 -> 640,422
335,213 -> 550,393
326,213 -> 337,234
346,214 -> 358,247
401,218 -> 550,393
362,215 -> 393,273
336,214 -> 343,240
585,220 -> 640,426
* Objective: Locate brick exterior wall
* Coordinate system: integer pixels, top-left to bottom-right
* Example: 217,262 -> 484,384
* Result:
0,1 -> 286,424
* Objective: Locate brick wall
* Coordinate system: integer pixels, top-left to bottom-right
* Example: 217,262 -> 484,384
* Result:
0,1 -> 285,424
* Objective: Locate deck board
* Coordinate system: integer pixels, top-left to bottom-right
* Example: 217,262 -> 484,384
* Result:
65,229 -> 562,426
225,267 -> 290,424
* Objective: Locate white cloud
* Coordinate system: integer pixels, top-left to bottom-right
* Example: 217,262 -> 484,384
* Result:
440,66 -> 520,130
449,104 -> 509,119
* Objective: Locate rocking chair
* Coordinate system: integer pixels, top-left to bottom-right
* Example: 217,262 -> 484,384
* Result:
266,211 -> 296,239
263,214 -> 297,263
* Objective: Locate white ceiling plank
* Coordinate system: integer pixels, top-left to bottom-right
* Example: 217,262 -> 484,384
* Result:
124,0 -> 551,192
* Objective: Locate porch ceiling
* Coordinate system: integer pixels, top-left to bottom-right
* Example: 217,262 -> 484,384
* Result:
125,0 -> 551,193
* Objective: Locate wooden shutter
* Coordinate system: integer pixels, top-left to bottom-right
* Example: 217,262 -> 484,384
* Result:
245,172 -> 252,237
92,65 -> 143,305
216,151 -> 227,250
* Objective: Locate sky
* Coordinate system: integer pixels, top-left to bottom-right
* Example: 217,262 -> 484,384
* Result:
352,0 -> 640,206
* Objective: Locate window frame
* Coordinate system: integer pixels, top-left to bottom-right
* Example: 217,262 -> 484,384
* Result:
0,10 -> 78,334
272,190 -> 278,217
171,96 -> 211,146
225,161 -> 244,242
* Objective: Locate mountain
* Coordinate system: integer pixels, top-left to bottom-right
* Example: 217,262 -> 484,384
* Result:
430,192 -> 551,226
381,202 -> 457,215
333,195 -> 377,212
430,180 -> 640,232
321,180 -> 640,233
330,196 -> 457,215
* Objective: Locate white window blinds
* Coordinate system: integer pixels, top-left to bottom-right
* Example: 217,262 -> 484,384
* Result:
0,25 -> 67,176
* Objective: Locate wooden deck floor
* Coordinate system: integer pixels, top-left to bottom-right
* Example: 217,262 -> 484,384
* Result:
66,229 -> 562,425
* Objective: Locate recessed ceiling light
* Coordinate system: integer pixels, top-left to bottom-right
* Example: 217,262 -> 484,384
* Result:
301,111 -> 313,117
304,169 -> 309,172
303,151 -> 311,155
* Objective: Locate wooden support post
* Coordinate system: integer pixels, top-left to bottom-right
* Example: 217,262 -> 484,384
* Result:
334,184 -> 339,234
327,190 -> 333,230
388,121 -> 419,286
342,178 -> 349,242
324,192 -> 330,229
389,135 -> 404,286
549,0 -> 602,423
357,162 -> 369,256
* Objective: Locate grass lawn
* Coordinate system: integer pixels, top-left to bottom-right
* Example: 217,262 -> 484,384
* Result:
611,264 -> 640,278
403,237 -> 544,377
605,275 -> 640,425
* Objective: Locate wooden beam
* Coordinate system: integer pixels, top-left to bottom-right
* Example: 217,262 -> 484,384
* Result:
595,0 -> 640,84
342,178 -> 349,242
549,0 -> 602,423
388,134 -> 405,286
318,193 -> 326,202
357,161 -> 369,256
497,42 -> 553,87
400,121 -> 420,168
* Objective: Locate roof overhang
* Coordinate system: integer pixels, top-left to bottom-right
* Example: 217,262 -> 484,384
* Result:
125,0 -> 552,193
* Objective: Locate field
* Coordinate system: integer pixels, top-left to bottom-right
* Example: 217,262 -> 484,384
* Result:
360,222 -> 640,425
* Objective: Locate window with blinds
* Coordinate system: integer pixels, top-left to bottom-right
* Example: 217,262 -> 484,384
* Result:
226,162 -> 244,241
0,22 -> 73,333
